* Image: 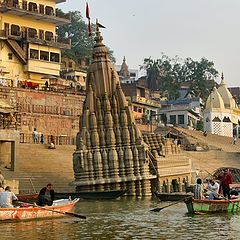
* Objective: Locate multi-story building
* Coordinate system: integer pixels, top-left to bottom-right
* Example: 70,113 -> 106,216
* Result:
0,0 -> 70,87
121,82 -> 161,123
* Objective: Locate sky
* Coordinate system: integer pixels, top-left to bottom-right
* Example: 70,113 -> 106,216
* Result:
59,0 -> 240,87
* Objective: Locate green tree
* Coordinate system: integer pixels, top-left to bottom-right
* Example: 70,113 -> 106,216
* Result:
56,10 -> 115,63
141,55 -> 218,100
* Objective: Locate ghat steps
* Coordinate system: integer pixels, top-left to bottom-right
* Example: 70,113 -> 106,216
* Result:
2,144 -> 75,193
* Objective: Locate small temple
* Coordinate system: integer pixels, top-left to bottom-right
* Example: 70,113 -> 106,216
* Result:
72,26 -> 192,196
204,73 -> 240,137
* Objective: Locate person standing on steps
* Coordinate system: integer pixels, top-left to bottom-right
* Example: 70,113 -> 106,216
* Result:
33,128 -> 38,143
232,135 -> 237,145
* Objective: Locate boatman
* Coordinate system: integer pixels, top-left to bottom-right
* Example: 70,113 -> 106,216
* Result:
0,186 -> 18,208
36,183 -> 55,206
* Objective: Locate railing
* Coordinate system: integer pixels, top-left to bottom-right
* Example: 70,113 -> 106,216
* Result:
20,133 -> 76,145
0,0 -> 71,21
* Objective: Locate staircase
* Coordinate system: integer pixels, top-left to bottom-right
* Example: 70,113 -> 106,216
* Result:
2,144 -> 76,193
6,39 -> 26,64
175,127 -> 240,152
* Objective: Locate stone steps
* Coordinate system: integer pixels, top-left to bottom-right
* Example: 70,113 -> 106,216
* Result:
2,143 -> 75,193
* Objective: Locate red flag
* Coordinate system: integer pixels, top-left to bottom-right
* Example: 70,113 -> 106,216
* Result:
88,20 -> 92,37
86,2 -> 90,20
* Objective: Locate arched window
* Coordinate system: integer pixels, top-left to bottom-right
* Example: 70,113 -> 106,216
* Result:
45,31 -> 53,41
45,6 -> 54,15
28,2 -> 37,12
28,28 -> 37,38
11,24 -> 20,36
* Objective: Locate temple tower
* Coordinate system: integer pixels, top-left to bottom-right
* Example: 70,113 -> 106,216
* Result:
73,26 -> 156,195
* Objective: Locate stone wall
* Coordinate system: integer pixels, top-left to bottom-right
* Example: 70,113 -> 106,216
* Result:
0,86 -> 85,138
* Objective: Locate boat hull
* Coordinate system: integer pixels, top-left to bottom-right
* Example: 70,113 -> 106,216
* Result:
0,199 -> 79,221
55,189 -> 128,200
155,192 -> 193,201
185,198 -> 240,214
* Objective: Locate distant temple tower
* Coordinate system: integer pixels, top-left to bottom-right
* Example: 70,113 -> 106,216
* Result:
204,73 -> 240,137
72,26 -> 156,195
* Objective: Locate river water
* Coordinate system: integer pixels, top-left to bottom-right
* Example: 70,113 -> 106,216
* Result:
0,197 -> 239,240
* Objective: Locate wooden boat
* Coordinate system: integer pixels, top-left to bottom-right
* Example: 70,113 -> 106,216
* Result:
184,197 -> 240,214
155,192 -> 193,201
0,198 -> 79,221
17,189 -> 128,202
55,189 -> 128,200
17,193 -> 38,202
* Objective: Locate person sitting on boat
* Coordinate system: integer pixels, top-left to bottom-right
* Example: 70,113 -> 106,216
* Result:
0,186 -> 18,208
207,179 -> 220,200
36,183 -> 55,206
193,178 -> 204,199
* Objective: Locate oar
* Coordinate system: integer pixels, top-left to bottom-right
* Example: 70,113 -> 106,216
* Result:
150,197 -> 189,212
17,201 -> 86,219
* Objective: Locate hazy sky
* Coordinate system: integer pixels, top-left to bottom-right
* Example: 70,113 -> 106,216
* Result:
59,0 -> 240,87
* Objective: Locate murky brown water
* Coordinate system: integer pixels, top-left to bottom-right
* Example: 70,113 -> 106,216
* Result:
0,197 -> 239,240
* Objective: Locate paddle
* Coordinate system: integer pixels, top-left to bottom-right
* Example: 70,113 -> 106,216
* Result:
17,201 -> 86,219
150,197 -> 189,212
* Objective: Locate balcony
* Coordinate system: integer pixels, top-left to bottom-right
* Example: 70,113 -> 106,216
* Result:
2,28 -> 71,49
131,96 -> 161,108
0,0 -> 71,25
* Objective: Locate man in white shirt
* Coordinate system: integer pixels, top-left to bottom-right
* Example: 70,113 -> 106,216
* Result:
0,186 -> 18,208
207,179 -> 220,200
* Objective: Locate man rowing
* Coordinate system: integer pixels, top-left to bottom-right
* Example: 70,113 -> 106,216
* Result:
36,183 -> 55,206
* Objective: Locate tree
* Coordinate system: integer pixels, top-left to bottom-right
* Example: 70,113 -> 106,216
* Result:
141,55 -> 218,100
56,10 -> 115,64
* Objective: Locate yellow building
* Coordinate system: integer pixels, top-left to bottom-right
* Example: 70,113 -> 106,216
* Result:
0,0 -> 70,86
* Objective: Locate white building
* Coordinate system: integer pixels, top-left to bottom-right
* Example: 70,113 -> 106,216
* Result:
204,75 -> 240,137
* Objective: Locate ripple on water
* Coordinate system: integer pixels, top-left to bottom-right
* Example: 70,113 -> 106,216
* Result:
0,199 -> 240,240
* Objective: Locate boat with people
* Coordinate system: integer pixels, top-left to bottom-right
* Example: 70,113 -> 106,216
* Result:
0,198 -> 80,221
184,197 -> 240,214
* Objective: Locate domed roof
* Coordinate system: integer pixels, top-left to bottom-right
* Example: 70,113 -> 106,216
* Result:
217,73 -> 237,109
205,87 -> 225,110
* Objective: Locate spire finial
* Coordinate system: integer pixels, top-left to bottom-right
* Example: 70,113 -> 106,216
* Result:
95,19 -> 103,44
221,72 -> 224,81
123,56 -> 126,63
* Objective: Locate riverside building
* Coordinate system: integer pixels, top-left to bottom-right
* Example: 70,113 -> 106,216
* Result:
0,0 -> 70,87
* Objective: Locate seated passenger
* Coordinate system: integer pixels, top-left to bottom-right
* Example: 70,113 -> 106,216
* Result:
207,179 -> 220,200
36,183 -> 54,206
0,186 -> 18,208
194,178 -> 204,199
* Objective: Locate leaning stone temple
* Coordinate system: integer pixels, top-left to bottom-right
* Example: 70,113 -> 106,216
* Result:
73,26 -> 192,195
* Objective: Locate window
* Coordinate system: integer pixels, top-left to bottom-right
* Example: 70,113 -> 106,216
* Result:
10,24 -> 20,36
8,53 -> 13,60
45,31 -> 53,41
170,115 -> 176,125
140,88 -> 145,97
133,106 -> 138,112
30,49 -> 39,59
40,51 -> 49,61
138,108 -> 142,113
178,115 -> 184,124
68,62 -> 72,68
50,52 -> 60,62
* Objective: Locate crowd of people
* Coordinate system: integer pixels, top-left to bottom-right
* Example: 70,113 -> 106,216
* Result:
193,169 -> 236,200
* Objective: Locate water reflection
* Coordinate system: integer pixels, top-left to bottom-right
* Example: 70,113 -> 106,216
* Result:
0,197 -> 240,240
